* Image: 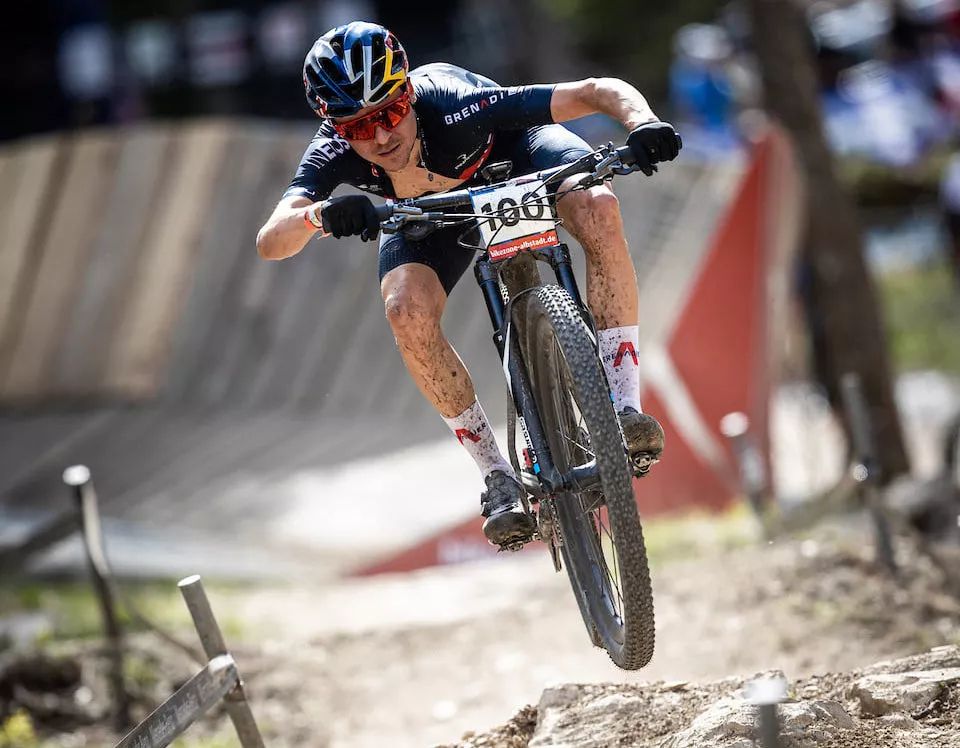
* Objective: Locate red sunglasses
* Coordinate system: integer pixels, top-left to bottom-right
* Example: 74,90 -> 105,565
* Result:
331,90 -> 412,141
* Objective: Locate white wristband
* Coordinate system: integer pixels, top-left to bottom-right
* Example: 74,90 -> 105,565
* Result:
303,203 -> 329,235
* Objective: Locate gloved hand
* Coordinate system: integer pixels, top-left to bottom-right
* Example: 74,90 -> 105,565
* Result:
320,194 -> 380,241
626,121 -> 682,176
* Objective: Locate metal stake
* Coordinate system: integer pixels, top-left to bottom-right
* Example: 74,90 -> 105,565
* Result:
747,676 -> 787,748
178,575 -> 265,747
63,465 -> 130,731
720,412 -> 770,531
115,655 -> 239,748
840,373 -> 898,574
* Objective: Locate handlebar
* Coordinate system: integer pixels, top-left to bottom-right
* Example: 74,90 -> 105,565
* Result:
373,140 -> 644,232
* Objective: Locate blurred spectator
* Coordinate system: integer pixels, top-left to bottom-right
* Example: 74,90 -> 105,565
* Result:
669,23 -> 744,156
939,148 -> 960,287
670,24 -> 735,130
823,59 -> 948,166
892,0 -> 960,117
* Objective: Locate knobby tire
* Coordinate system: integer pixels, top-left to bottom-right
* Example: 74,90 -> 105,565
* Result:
515,285 -> 655,670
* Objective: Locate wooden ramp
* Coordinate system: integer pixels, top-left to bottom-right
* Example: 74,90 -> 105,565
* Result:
0,120 -> 744,577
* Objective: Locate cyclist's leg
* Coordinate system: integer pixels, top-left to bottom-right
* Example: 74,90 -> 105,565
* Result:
514,125 -> 663,459
379,224 -> 486,413
379,228 -> 534,541
517,124 -> 636,330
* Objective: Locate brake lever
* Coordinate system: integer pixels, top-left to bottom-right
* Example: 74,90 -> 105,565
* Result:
612,163 -> 654,177
381,217 -> 406,234
402,221 -> 438,241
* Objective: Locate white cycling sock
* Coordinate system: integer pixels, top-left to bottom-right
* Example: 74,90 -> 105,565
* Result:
443,399 -> 514,478
597,325 -> 644,413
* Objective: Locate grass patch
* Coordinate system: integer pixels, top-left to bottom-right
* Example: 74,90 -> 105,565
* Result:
876,259 -> 960,375
640,502 -> 760,567
170,728 -> 237,748
0,580 -> 251,645
0,711 -> 37,748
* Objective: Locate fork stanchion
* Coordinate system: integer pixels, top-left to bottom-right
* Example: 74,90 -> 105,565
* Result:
63,465 -> 130,731
840,373 -> 898,575
178,575 -> 265,748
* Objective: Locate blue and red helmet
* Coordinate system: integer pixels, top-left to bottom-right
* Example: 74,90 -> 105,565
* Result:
303,22 -> 409,118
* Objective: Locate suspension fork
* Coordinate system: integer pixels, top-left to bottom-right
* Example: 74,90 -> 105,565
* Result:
474,251 -> 601,495
537,243 -> 598,336
541,243 -> 585,308
475,256 -> 557,490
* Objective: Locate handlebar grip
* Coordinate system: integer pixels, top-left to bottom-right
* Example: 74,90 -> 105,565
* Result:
616,145 -> 636,167
374,202 -> 395,222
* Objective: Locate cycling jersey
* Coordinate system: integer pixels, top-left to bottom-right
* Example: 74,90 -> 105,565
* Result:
283,63 -> 556,202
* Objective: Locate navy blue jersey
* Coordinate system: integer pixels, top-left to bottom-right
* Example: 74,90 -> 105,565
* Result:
282,63 -> 556,202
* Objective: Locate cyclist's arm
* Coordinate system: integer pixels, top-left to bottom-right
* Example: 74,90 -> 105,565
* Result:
256,195 -> 326,261
257,127 -> 362,260
550,78 -> 660,129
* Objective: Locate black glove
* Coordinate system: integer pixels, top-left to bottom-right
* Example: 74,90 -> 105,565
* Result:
320,194 -> 380,241
626,121 -> 682,176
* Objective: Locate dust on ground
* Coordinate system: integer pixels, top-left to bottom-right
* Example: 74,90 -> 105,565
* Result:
8,516 -> 960,747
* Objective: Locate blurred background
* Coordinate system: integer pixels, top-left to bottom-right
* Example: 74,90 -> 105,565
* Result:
2,1 -> 960,747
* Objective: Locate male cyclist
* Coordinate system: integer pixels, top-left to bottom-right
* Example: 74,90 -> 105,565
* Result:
256,22 -> 681,548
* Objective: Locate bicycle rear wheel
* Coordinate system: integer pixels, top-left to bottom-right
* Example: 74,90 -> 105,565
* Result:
515,285 -> 655,670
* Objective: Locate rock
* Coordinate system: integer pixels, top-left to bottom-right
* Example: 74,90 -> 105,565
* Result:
660,697 -> 853,748
776,701 -> 855,744
535,684 -> 582,712
848,668 -> 960,716
531,687 -> 653,748
878,713 -> 920,730
658,698 -> 755,748
862,645 -> 960,674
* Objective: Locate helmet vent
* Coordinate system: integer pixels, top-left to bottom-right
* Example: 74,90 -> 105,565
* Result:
349,41 -> 364,80
318,58 -> 341,87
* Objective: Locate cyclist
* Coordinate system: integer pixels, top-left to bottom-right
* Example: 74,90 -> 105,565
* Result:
256,22 -> 681,547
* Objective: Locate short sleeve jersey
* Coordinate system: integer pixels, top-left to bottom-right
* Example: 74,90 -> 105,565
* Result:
282,63 -> 556,202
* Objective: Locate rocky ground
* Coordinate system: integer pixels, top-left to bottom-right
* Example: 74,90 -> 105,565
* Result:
3,516 -> 960,747
457,645 -> 960,747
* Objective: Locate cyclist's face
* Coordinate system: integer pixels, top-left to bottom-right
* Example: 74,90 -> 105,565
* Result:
335,87 -> 418,172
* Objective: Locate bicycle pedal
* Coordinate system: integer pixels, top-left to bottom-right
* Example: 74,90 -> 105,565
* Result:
497,539 -> 530,553
631,452 -> 660,478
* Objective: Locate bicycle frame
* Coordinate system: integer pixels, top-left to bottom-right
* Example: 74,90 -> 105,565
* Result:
375,141 -> 643,499
474,243 -> 603,498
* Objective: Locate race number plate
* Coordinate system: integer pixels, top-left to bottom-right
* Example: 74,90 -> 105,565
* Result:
470,178 -> 559,261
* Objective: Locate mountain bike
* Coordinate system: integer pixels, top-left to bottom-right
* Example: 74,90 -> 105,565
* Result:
374,141 -> 661,670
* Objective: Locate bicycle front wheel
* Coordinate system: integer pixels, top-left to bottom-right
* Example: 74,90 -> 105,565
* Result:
515,285 -> 655,670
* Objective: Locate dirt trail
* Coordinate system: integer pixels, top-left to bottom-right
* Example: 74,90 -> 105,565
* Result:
23,518 -> 960,747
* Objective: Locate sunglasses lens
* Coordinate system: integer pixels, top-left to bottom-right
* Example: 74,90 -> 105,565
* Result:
334,93 -> 410,140
384,100 -> 409,128
348,121 -> 377,139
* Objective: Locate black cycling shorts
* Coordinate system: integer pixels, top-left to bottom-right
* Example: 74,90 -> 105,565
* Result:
378,124 -> 592,295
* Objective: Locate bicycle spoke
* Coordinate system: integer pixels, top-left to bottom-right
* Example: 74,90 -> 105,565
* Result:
599,509 -> 624,611
550,339 -> 628,621
579,497 -> 624,620
595,510 -> 624,615
599,538 -> 624,615
559,430 -> 595,458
